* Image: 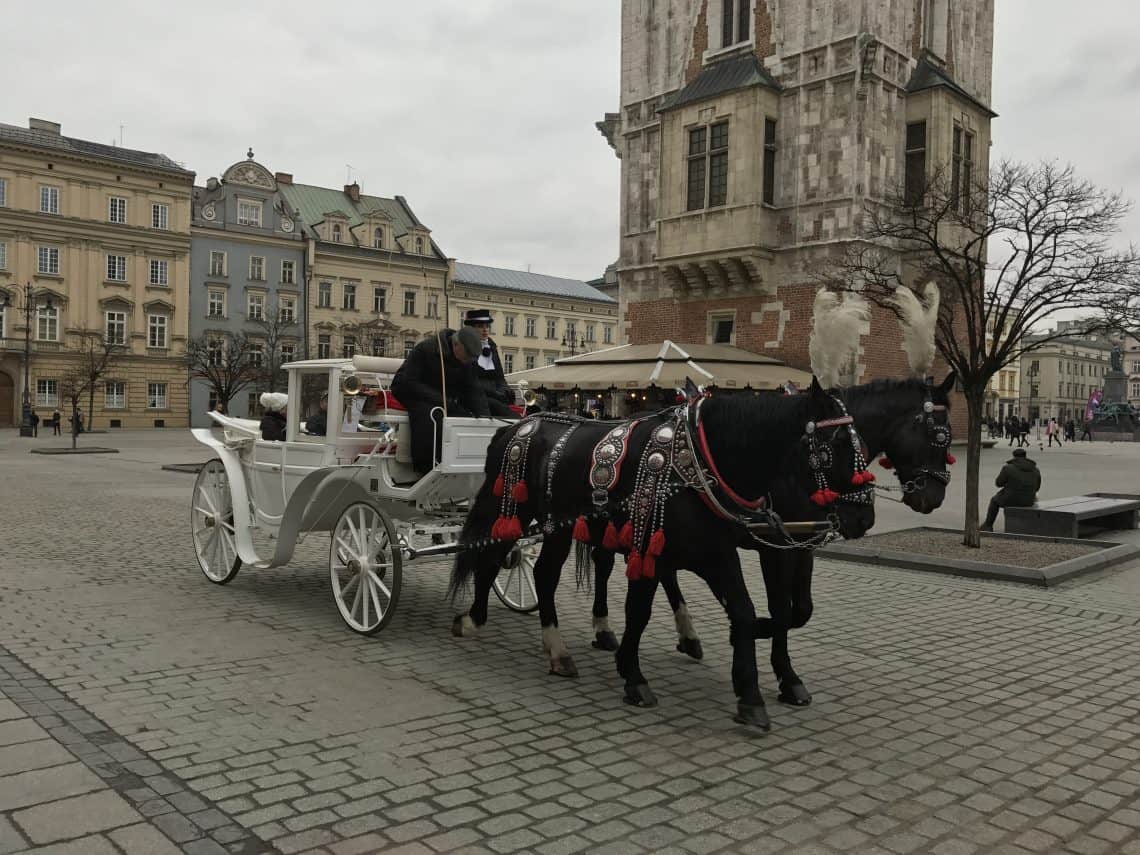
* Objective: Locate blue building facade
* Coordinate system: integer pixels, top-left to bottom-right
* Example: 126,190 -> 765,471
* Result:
189,155 -> 306,426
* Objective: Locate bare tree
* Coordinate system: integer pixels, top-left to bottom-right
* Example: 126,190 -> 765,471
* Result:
250,300 -> 304,393
185,332 -> 260,416
822,161 -> 1140,547
58,364 -> 90,451
69,326 -> 124,431
338,317 -> 401,358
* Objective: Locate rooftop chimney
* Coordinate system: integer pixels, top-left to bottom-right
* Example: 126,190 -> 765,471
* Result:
275,171 -> 293,185
344,182 -> 361,202
28,118 -> 61,135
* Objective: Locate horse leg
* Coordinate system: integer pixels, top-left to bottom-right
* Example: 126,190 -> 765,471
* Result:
591,547 -> 620,651
757,546 -> 814,707
535,531 -> 578,677
615,574 -> 660,707
451,542 -> 511,638
660,569 -> 702,661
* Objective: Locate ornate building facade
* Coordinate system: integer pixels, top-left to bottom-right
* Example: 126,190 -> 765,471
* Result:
602,0 -> 995,385
0,117 -> 194,428
189,155 -> 306,426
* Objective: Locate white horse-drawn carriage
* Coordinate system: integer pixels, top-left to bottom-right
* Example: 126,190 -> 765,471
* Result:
190,355 -> 538,634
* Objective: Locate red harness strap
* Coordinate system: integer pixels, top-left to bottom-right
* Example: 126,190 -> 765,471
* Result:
695,412 -> 765,511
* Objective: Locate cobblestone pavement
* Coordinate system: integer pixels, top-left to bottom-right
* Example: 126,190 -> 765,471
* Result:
2,430 -> 1140,854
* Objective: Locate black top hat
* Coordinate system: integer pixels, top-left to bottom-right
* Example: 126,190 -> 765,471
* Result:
463,308 -> 493,325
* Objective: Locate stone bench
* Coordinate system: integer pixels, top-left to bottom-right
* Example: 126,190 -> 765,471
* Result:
1005,493 -> 1140,539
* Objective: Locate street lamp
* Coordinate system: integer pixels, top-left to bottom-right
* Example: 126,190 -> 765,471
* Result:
561,333 -> 586,357
2,284 -> 51,438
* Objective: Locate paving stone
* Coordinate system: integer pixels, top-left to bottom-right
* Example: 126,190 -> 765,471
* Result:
0,815 -> 27,855
0,762 -> 106,811
109,822 -> 186,855
11,834 -> 121,855
12,789 -> 142,844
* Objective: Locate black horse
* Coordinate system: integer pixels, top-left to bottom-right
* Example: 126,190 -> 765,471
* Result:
587,374 -> 956,706
450,379 -> 876,728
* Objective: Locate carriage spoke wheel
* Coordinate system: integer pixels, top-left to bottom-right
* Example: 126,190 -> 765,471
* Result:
191,459 -> 242,584
330,502 -> 402,635
492,542 -> 540,614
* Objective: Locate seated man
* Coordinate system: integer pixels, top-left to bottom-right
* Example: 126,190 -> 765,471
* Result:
259,392 -> 288,441
980,448 -> 1041,531
463,308 -> 521,420
305,394 -> 329,436
391,327 -> 487,473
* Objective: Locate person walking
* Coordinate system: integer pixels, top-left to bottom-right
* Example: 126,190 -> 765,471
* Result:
1065,419 -> 1076,442
1018,417 -> 1030,448
51,409 -> 61,436
1046,417 -> 1063,447
1080,419 -> 1093,441
980,448 -> 1041,532
1007,416 -> 1018,446
29,411 -> 40,437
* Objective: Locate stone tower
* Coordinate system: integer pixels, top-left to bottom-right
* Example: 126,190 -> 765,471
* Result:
600,0 -> 995,382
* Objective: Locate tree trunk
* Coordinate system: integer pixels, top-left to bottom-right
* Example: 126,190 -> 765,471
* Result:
71,403 -> 78,451
87,385 -> 95,432
962,387 -> 986,548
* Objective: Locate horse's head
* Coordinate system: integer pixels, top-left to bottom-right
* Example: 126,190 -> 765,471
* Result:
846,374 -> 955,514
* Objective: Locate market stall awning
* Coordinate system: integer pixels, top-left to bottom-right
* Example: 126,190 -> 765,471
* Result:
507,341 -> 813,391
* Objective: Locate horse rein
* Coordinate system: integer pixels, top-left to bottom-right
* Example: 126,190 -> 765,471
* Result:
874,397 -> 953,501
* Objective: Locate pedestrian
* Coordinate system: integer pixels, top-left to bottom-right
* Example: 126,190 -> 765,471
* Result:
29,411 -> 40,437
1080,419 -> 1093,441
980,448 -> 1041,532
51,409 -> 61,436
1018,418 -> 1030,447
1046,417 -> 1063,447
1065,419 -> 1076,442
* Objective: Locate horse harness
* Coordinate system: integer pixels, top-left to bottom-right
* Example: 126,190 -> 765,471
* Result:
877,394 -> 955,498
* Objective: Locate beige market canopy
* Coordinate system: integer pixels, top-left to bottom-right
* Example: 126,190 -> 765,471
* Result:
507,340 -> 813,391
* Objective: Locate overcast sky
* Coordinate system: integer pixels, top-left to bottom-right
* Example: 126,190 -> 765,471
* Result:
7,1 -> 1139,281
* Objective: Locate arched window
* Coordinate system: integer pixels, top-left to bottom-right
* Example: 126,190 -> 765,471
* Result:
331,223 -> 342,243
415,236 -> 425,254
373,227 -> 384,249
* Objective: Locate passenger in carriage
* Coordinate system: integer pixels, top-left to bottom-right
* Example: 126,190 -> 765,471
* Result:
463,308 -> 520,420
304,394 -> 328,436
259,392 -> 288,441
391,327 -> 489,473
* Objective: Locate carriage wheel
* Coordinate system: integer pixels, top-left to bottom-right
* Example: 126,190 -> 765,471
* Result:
492,541 -> 540,613
330,502 -> 403,635
191,459 -> 242,585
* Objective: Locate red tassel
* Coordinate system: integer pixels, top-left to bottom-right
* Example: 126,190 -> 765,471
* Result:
491,517 -> 505,540
648,528 -> 666,557
493,474 -> 504,498
602,522 -> 620,551
511,480 -> 529,503
852,471 -> 875,486
619,521 -> 634,550
504,516 -> 524,540
864,471 -> 876,484
626,551 -> 643,580
825,489 -> 841,504
811,490 -> 828,506
946,452 -> 956,465
879,457 -> 894,469
642,554 -> 656,579
572,516 -> 591,543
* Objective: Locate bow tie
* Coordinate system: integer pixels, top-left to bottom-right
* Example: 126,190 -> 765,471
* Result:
482,346 -> 491,357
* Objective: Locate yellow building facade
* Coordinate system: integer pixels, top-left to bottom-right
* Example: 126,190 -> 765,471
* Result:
0,118 -> 194,428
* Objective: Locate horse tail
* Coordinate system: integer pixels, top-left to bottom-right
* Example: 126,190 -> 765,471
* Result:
450,424 -> 518,600
575,541 -> 594,592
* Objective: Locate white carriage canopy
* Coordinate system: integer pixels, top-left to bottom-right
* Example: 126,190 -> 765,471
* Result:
506,340 -> 813,392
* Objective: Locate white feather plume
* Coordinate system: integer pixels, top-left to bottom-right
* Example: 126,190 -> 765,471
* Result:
888,283 -> 940,376
809,290 -> 870,388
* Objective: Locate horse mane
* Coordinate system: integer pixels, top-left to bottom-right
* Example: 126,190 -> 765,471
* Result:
698,394 -> 812,497
843,376 -> 950,408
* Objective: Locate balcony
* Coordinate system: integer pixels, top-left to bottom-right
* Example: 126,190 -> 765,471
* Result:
655,204 -> 777,296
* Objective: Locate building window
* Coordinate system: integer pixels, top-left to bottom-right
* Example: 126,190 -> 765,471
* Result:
403,290 -> 416,316
905,121 -> 927,206
248,256 -> 265,281
280,343 -> 296,362
317,334 -> 331,359
147,314 -> 168,349
342,283 -> 357,310
525,354 -> 536,370
504,315 -> 515,336
0,177 -> 6,207
36,379 -> 58,407
504,352 -> 514,373
342,336 -> 356,358
415,236 -> 425,254
546,354 -> 557,366
565,321 -> 577,342
687,121 -> 729,211
247,293 -> 265,320
426,293 -> 439,319
709,312 -> 735,344
37,246 -> 60,275
37,305 -> 59,341
237,200 -> 262,227
546,319 -> 557,339
373,286 -> 387,313
370,336 -> 387,356
604,325 -> 614,344
951,126 -> 975,215
109,197 -> 127,224
207,338 -> 223,366
720,0 -> 751,48
525,317 -> 536,338
209,251 -> 227,276
40,185 -> 60,214
151,203 -> 169,230
149,259 -> 169,286
106,254 -> 127,282
318,282 -> 332,308
105,380 -> 125,409
248,391 -> 259,414
404,338 -> 416,358
1133,382 -> 1140,398
208,290 -> 225,318
373,227 -> 385,249
331,223 -> 342,243
249,344 -> 263,368
585,324 -> 596,343
147,382 -> 168,409
763,118 -> 777,206
0,241 -> 6,271
279,296 -> 296,323
105,311 -> 127,345
281,260 -> 295,284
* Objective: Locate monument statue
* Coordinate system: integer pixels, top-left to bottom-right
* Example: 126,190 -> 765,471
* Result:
1110,341 -> 1124,374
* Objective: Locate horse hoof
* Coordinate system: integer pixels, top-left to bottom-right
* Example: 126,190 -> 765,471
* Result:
623,683 -> 657,707
733,702 -> 771,731
592,631 -> 619,651
549,656 -> 579,678
676,637 -> 704,660
778,682 -> 812,706
451,614 -> 477,638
